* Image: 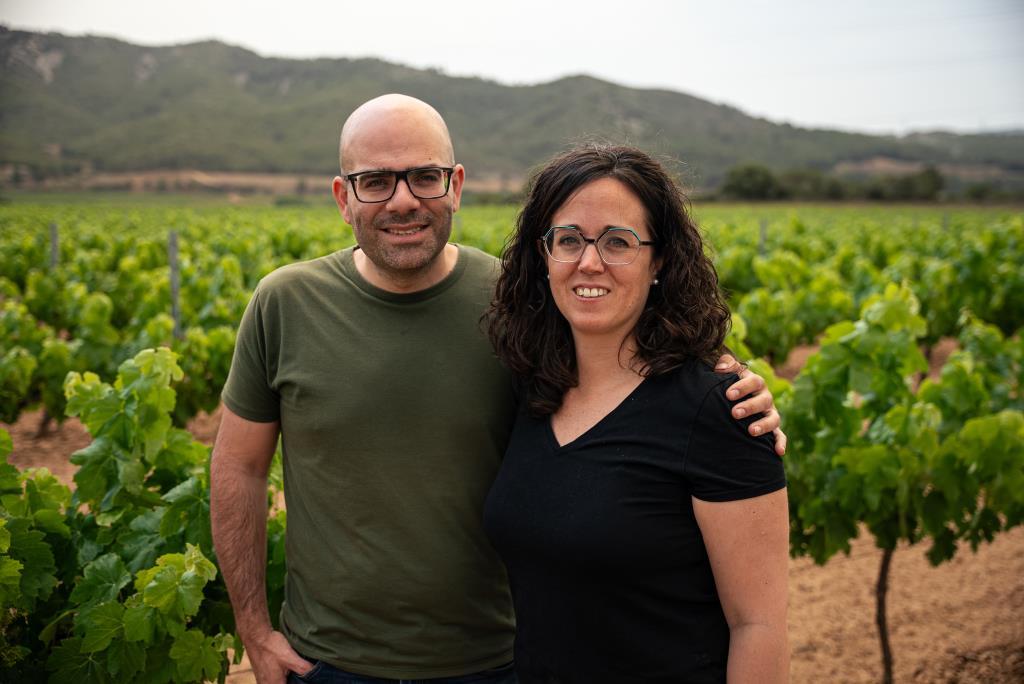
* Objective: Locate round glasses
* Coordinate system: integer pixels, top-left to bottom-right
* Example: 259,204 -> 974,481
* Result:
345,166 -> 454,203
541,226 -> 656,266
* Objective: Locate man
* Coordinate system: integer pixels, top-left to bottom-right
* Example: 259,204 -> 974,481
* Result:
210,94 -> 784,684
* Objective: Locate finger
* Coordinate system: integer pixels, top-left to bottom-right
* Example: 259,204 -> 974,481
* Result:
714,353 -> 743,374
725,373 -> 766,401
773,428 -> 788,456
731,392 -> 773,419
748,408 -> 781,436
281,645 -> 314,673
289,654 -> 315,673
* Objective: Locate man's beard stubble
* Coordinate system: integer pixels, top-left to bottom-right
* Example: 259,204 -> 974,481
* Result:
353,206 -> 454,278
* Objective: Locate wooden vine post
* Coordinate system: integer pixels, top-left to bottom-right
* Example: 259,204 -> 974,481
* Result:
168,229 -> 182,340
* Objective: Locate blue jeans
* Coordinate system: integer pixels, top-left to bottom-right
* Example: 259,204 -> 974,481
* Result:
287,658 -> 517,684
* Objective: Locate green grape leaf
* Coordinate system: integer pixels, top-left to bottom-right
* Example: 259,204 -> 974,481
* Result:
116,457 -> 146,496
0,555 -> 24,605
1,491 -> 28,516
0,517 -> 10,552
170,629 -> 223,684
64,371 -> 120,437
46,636 -> 111,684
926,526 -> 958,566
0,346 -> 36,423
123,598 -> 157,644
134,641 -> 177,684
153,428 -> 209,476
39,608 -> 75,645
70,553 -> 131,606
182,542 -> 217,582
0,459 -> 20,495
32,509 -> 71,538
6,520 -> 57,608
138,551 -> 208,621
0,428 -> 12,459
117,508 -> 167,574
75,534 -> 103,568
160,478 -> 212,554
23,468 -> 72,511
106,637 -> 147,678
95,508 -> 126,527
77,600 -> 125,653
211,631 -> 236,654
70,436 -> 122,507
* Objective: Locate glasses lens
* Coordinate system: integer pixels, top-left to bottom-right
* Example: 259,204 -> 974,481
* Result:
407,168 -> 449,199
547,227 -> 585,262
597,228 -> 641,265
354,172 -> 396,202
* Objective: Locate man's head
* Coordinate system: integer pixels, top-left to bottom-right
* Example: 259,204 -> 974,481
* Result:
332,94 -> 464,291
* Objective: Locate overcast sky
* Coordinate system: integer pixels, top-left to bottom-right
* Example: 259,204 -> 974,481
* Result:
3,0 -> 1023,135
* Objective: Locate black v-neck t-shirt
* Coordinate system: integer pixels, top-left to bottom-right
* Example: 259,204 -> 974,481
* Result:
482,359 -> 786,683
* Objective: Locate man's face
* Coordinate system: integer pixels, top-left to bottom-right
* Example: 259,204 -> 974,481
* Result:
333,112 -> 464,285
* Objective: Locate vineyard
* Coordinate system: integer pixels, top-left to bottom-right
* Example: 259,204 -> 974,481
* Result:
1,201 -> 1023,683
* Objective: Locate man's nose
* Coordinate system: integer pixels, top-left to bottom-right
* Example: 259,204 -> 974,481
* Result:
386,177 -> 421,211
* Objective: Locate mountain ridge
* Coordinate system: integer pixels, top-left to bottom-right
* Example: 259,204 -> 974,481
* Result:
2,27 -> 1022,191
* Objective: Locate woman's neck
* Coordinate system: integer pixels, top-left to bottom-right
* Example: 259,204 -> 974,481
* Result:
573,332 -> 644,391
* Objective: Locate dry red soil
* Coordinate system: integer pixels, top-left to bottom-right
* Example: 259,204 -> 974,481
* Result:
5,365 -> 1022,683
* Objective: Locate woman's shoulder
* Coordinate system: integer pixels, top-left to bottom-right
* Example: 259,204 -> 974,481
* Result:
658,356 -> 777,456
669,359 -> 784,501
663,357 -> 739,406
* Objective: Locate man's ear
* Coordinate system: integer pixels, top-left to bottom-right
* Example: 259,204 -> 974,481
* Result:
449,164 -> 466,213
332,176 -> 352,224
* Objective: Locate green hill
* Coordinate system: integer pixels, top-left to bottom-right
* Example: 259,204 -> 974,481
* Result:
2,26 -> 1022,190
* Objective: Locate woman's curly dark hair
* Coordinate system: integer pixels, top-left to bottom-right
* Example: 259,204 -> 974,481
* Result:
486,144 -> 731,416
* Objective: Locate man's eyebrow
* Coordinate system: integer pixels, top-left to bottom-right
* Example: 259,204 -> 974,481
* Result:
352,165 -> 444,174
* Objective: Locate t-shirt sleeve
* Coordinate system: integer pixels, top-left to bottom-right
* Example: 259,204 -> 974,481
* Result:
221,288 -> 280,422
684,375 -> 786,502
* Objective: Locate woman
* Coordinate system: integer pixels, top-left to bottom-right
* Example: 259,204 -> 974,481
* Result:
483,145 -> 789,683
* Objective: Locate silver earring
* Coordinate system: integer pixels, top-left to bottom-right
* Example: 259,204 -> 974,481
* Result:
546,274 -> 550,279
652,278 -> 660,285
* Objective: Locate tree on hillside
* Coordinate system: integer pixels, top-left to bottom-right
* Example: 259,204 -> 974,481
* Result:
864,165 -> 946,201
721,164 -> 787,200
779,168 -> 846,200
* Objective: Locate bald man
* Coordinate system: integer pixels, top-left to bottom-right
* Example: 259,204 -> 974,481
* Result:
210,94 -> 783,684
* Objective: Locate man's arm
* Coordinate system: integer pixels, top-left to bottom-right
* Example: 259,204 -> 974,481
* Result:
210,405 -> 312,684
715,353 -> 787,456
694,488 -> 791,683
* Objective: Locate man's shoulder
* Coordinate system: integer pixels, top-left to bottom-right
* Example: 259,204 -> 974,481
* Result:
454,243 -> 499,280
455,243 -> 498,263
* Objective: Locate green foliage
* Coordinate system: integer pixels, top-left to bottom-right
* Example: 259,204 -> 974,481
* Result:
0,200 -> 1021,682
721,164 -> 788,200
862,165 -> 945,201
0,348 -> 287,683
2,203 -> 1021,424
781,283 -> 1024,566
719,164 -> 952,202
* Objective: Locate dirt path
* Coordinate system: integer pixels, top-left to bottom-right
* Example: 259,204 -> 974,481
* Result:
4,402 -> 1022,683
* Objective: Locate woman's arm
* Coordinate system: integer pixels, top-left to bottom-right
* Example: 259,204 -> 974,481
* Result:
694,488 -> 790,683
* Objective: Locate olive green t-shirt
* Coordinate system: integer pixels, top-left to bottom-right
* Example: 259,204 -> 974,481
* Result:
222,245 -> 517,678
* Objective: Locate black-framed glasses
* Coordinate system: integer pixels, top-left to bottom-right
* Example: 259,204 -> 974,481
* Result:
540,226 -> 656,266
345,166 -> 455,203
